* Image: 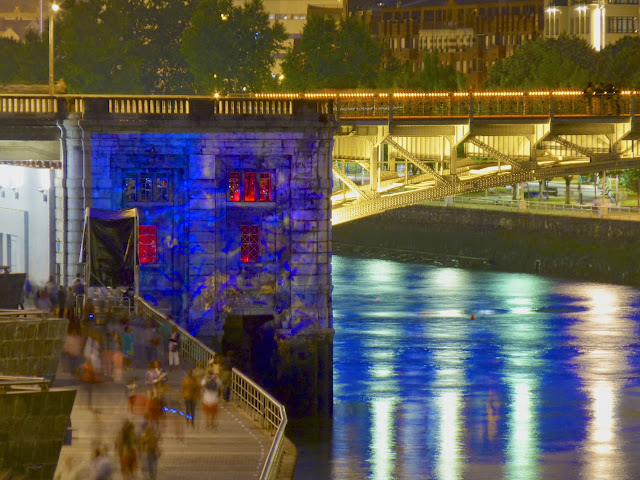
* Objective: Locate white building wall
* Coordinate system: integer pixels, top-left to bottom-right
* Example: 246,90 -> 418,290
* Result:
0,165 -> 54,285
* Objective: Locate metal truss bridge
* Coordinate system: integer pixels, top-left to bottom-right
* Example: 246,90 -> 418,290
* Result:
321,91 -> 640,225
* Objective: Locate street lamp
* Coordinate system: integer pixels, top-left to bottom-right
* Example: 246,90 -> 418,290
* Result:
48,2 -> 60,95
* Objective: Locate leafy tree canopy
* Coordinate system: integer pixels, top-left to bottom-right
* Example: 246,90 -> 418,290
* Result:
599,36 -> 640,89
484,35 -> 598,90
182,0 -> 286,94
281,15 -> 382,91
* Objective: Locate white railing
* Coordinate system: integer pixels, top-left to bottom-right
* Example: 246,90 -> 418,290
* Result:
135,297 -> 287,480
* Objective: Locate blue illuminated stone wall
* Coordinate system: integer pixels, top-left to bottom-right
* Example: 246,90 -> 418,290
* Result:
86,124 -> 334,339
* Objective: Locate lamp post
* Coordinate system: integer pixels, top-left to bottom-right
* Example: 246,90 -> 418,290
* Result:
48,2 -> 60,95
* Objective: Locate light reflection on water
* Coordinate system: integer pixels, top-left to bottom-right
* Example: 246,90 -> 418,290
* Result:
291,256 -> 640,480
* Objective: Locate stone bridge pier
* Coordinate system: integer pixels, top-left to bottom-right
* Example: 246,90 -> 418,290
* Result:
1,95 -> 336,418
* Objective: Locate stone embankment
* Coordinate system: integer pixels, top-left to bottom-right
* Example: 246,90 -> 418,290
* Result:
332,205 -> 640,286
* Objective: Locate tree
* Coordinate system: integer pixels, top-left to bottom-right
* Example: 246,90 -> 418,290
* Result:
281,15 -> 382,91
599,37 -> 640,89
182,0 -> 286,94
56,0 -> 146,93
484,36 -> 598,90
415,51 -> 464,91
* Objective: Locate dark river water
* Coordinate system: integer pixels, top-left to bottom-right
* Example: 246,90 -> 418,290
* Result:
290,255 -> 640,480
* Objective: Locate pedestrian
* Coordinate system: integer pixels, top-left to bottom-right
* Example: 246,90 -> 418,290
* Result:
151,360 -> 168,399
168,327 -> 180,371
76,359 -> 97,409
141,320 -> 156,364
139,424 -> 161,480
63,325 -> 84,376
35,288 -> 52,311
201,373 -> 222,428
122,326 -> 134,370
89,446 -> 113,480
112,332 -> 124,382
181,369 -> 200,427
115,420 -> 138,480
57,285 -> 67,317
65,286 -> 76,319
54,455 -> 87,480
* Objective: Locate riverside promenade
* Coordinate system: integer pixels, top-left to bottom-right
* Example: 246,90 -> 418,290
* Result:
50,316 -> 293,480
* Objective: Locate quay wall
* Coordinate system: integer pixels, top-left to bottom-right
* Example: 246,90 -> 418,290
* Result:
332,205 -> 640,286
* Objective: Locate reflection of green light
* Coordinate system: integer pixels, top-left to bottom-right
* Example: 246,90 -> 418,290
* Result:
435,309 -> 465,318
511,307 -> 532,315
370,398 -> 396,480
509,297 -> 532,306
432,268 -> 470,288
436,390 -> 463,480
506,379 -> 540,480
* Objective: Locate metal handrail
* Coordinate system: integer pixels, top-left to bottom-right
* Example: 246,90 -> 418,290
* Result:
231,368 -> 288,480
134,297 -> 287,480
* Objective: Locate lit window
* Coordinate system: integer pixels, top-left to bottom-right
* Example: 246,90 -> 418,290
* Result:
139,225 -> 157,264
244,173 -> 257,202
124,173 -> 136,202
259,173 -> 272,201
229,173 -> 241,202
140,173 -> 153,201
155,174 -> 169,201
241,225 -> 260,263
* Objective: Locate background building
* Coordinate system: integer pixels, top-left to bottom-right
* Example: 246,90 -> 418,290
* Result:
353,0 -> 545,89
543,0 -> 639,50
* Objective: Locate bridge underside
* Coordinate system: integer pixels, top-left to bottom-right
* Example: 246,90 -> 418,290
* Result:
332,118 -> 640,225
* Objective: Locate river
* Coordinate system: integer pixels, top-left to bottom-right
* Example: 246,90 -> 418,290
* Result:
289,255 -> 640,480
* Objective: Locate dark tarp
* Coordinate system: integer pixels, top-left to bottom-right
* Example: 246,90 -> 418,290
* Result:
82,209 -> 137,287
0,273 -> 26,309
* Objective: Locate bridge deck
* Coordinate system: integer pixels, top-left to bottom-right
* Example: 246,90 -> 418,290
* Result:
52,345 -> 273,479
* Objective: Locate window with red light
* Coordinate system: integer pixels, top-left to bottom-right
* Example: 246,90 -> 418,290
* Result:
259,173 -> 272,201
240,225 -> 260,263
139,225 -> 158,264
229,173 -> 240,202
244,173 -> 257,202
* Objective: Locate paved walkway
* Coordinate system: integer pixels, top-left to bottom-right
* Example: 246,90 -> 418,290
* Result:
51,322 -> 273,479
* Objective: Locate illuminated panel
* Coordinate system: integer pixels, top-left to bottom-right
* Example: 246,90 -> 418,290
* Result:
244,173 -> 257,202
259,173 -> 272,201
240,225 -> 260,263
139,225 -> 157,264
228,172 -> 240,202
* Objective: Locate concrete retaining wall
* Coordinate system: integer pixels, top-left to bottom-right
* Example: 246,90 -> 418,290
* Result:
332,205 -> 640,286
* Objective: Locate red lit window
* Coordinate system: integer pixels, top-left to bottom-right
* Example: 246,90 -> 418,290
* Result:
240,225 -> 260,263
139,225 -> 158,264
244,173 -> 257,202
259,173 -> 272,201
229,173 -> 240,202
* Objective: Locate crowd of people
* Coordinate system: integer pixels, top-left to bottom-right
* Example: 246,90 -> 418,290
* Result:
52,283 -> 232,480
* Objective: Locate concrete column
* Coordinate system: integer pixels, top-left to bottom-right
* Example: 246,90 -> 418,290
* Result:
57,118 -> 87,286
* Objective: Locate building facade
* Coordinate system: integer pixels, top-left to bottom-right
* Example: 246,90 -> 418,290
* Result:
543,0 -> 639,50
356,0 -> 545,89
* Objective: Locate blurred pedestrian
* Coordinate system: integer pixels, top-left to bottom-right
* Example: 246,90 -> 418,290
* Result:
54,455 -> 87,480
168,327 -> 180,371
115,420 -> 138,480
139,424 -> 161,480
181,369 -> 199,427
201,373 -> 222,428
122,326 -> 134,370
57,285 -> 67,317
89,446 -> 113,480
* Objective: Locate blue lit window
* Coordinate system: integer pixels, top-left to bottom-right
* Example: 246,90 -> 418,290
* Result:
123,171 -> 172,203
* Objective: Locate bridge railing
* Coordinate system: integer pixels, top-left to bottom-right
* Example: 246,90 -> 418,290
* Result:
134,297 -> 287,480
426,195 -> 640,221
